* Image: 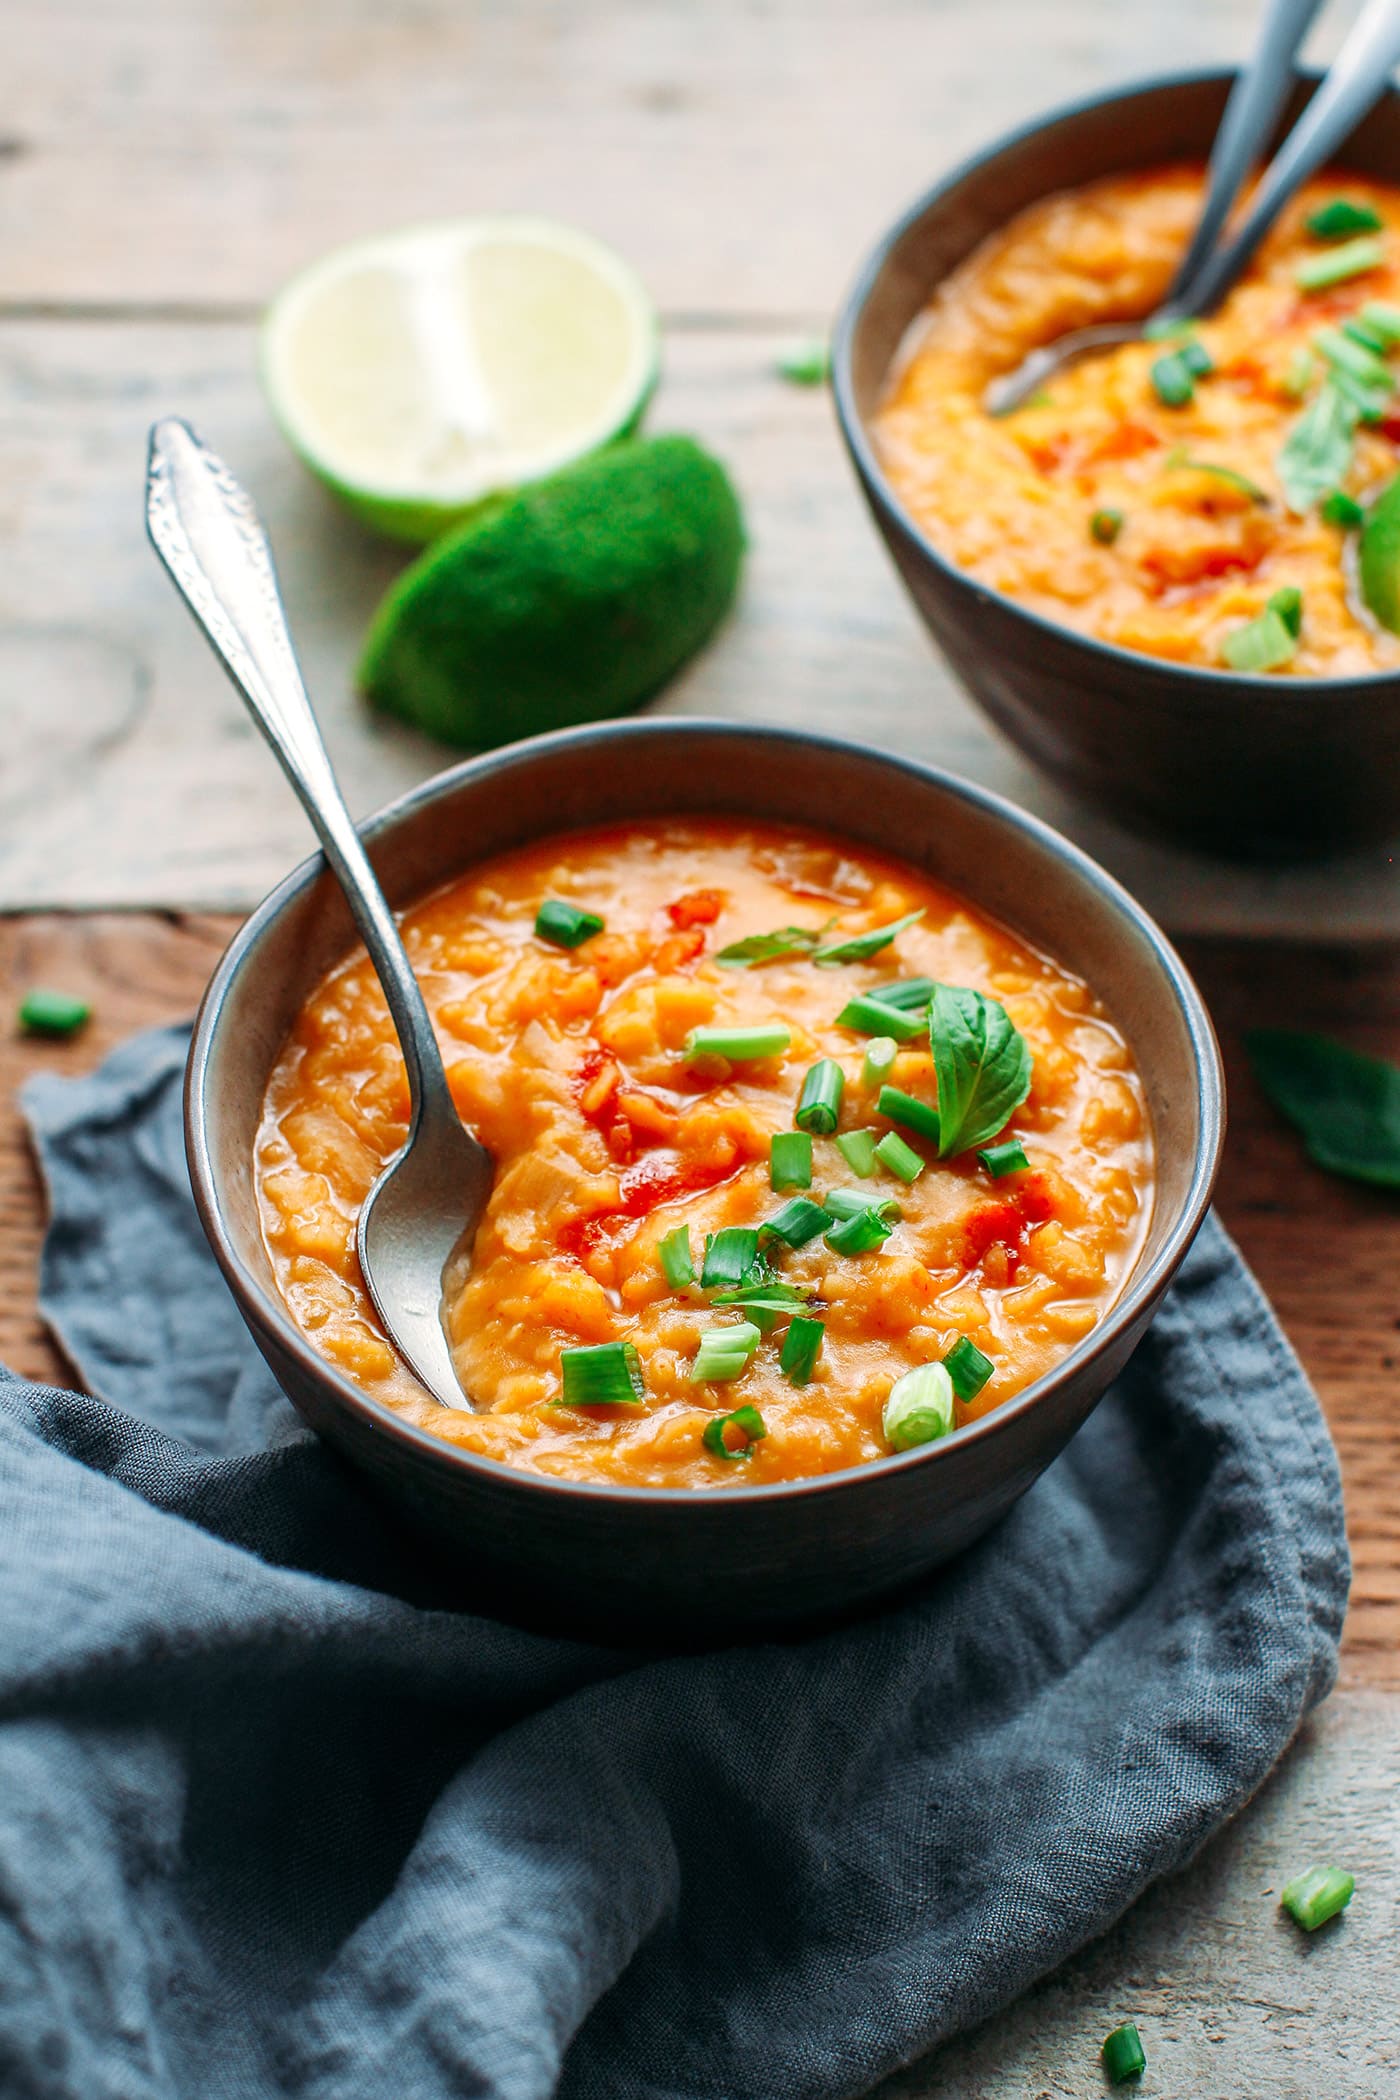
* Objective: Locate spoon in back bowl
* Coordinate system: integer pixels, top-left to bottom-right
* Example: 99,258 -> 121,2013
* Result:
985,0 -> 1400,415
145,417 -> 491,1411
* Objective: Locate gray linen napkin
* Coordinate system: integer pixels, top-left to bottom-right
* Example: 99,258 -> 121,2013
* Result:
1,1023 -> 1346,2100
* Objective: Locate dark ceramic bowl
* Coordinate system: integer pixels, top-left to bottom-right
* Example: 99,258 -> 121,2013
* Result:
833,70 -> 1400,860
187,719 -> 1223,1641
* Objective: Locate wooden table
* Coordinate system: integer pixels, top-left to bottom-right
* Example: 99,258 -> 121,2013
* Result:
5,2 -> 1398,2091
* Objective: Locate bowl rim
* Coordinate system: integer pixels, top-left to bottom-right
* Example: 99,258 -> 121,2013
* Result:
831,62 -> 1400,699
186,715 -> 1225,1509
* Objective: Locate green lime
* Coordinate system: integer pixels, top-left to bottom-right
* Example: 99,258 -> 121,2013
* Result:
1359,470 -> 1400,632
357,434 -> 744,747
261,217 -> 659,544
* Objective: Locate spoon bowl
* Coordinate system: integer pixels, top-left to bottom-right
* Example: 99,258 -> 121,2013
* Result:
357,1121 -> 495,1408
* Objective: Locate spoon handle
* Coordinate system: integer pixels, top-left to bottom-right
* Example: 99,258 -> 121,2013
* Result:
1182,0 -> 1400,317
1169,0 -> 1328,307
145,417 -> 456,1132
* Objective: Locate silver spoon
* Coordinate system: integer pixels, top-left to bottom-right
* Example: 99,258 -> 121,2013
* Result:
986,0 -> 1400,415
145,418 -> 492,1411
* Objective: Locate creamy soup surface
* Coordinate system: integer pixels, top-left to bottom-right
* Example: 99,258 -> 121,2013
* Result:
256,819 -> 1154,1488
875,167 -> 1400,674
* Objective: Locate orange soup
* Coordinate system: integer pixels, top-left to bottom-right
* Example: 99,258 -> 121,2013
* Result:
255,820 -> 1153,1488
875,167 -> 1400,675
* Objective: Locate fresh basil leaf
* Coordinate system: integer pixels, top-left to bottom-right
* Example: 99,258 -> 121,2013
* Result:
929,984 -> 1034,1158
1277,382 -> 1359,514
812,908 -> 925,965
714,919 -> 834,968
1246,1029 -> 1400,1187
1162,448 -> 1270,504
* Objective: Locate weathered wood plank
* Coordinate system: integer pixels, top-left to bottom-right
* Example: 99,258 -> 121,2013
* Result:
887,1691 -> 1400,2100
2,316 -> 1399,929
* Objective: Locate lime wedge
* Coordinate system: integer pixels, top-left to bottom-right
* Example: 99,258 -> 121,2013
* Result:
1359,471 -> 1400,632
260,217 -> 659,543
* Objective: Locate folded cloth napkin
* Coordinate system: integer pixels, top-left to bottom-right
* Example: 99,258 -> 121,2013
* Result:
4,1024 -> 1347,2100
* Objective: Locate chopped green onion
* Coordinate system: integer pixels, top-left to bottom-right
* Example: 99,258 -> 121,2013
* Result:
874,1130 -> 924,1183
834,994 -> 926,1041
715,921 -> 831,968
658,1225 -> 694,1289
770,1129 -> 813,1190
1221,605 -> 1297,672
692,1325 -> 762,1384
1280,1865 -> 1354,1931
1178,338 -> 1214,378
1342,314 -> 1392,356
883,1362 -> 955,1450
1101,2022 -> 1147,2084
701,1227 -> 761,1289
835,1128 -> 880,1176
18,989 -> 92,1037
877,1084 -> 941,1145
1150,350 -> 1196,407
1089,507 -> 1124,544
558,1341 -> 645,1408
823,1187 -> 901,1223
534,899 -> 605,949
1316,326 -> 1394,396
1163,448 -> 1269,503
1321,488 -> 1365,527
1295,235 -> 1386,291
1327,362 -> 1390,422
777,338 -> 830,386
711,1281 -> 814,1316
825,1206 -> 894,1255
780,1315 -> 825,1387
812,908 -> 925,966
702,1402 -> 768,1457
870,976 -> 936,1012
1270,586 -> 1304,638
795,1058 -> 845,1134
759,1196 -> 832,1249
944,1335 -> 994,1401
1360,299 -> 1400,345
684,1023 -> 791,1067
1281,344 -> 1317,398
862,1036 -> 899,1090
1306,198 -> 1383,240
977,1137 -> 1029,1177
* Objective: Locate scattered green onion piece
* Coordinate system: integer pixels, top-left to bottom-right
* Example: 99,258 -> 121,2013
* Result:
1150,350 -> 1195,407
1163,448 -> 1269,503
834,994 -> 926,1041
1305,197 -> 1383,240
825,1206 -> 894,1255
1178,338 -> 1214,378
711,1281 -> 814,1315
870,975 -> 936,1013
1269,586 -> 1304,638
1316,326 -> 1394,395
836,1128 -> 880,1176
1295,236 -> 1386,291
877,1084 -> 941,1145
18,989 -> 92,1038
944,1335 -> 994,1401
702,1402 -> 768,1458
795,1058 -> 845,1134
1321,488 -> 1365,527
862,1035 -> 899,1090
770,1129 -> 813,1190
977,1137 -> 1028,1177
534,899 -> 605,949
1326,361 -> 1390,421
684,1023 -> 791,1067
1360,299 -> 1400,345
1281,345 -> 1316,399
558,1341 -> 645,1409
777,338 -> 830,386
692,1325 -> 762,1384
1089,507 -> 1124,545
1221,605 -> 1297,673
701,1227 -> 762,1289
1101,2022 -> 1147,2085
658,1225 -> 694,1289
823,1187 -> 901,1223
812,907 -> 925,966
1342,314 -> 1392,356
1280,1865 -> 1354,1931
1142,313 -> 1195,341
882,1362 -> 955,1450
874,1130 -> 924,1183
759,1197 -> 832,1249
780,1315 -> 825,1387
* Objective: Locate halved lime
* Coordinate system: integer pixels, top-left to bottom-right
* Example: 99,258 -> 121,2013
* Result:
1359,470 -> 1400,633
260,217 -> 659,543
